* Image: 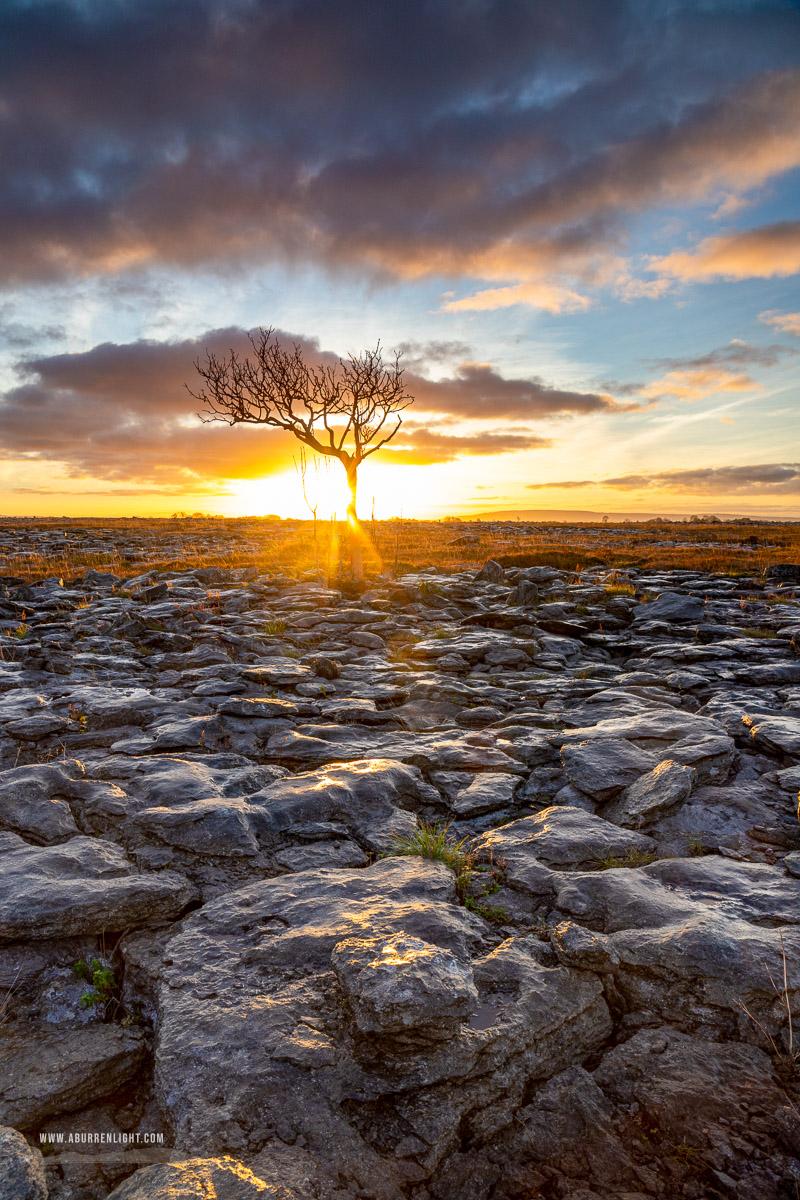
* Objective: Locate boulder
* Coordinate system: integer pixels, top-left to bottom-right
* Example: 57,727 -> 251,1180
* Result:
0,1024 -> 147,1129
0,1126 -> 48,1200
475,560 -> 504,584
332,933 -> 478,1040
106,1158 -> 292,1200
633,591 -> 705,623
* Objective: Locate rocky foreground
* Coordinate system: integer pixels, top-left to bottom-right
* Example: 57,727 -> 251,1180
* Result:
1,555 -> 800,1200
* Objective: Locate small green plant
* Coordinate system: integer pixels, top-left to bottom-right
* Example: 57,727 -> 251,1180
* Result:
9,612 -> 30,639
265,618 -> 287,636
73,957 -> 122,1017
687,836 -> 708,857
386,822 -> 475,901
593,847 -> 657,870
745,625 -> 777,638
419,580 -> 443,598
464,896 -> 509,924
670,1140 -> 703,1166
433,627 -> 454,639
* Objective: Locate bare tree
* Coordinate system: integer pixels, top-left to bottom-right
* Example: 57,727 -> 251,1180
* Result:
188,329 -> 414,572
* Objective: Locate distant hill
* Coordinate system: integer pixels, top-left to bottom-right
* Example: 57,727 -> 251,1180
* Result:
456,508 -> 796,523
463,508 -> 687,523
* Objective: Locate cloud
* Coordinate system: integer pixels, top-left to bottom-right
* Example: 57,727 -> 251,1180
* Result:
760,310 -> 800,336
0,326 -> 606,482
651,220 -> 800,282
526,480 -> 594,489
442,281 -> 592,314
534,464 -> 800,494
631,339 -> 796,403
0,1 -> 798,303
379,428 -> 552,466
648,340 -> 795,371
406,362 -> 619,420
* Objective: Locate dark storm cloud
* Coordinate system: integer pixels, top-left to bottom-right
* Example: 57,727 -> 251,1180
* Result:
0,1 -> 798,292
0,327 -> 601,480
529,464 -> 800,494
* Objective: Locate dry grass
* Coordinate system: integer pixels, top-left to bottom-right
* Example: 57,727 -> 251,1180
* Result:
0,515 -> 798,582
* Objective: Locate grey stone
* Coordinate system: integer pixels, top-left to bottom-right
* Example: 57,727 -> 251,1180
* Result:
4,713 -> 69,741
561,739 -> 658,801
510,1066 -> 635,1190
785,852 -> 800,877
451,773 -> 517,816
154,858 -> 610,1194
665,733 -> 734,785
551,922 -> 620,973
743,713 -> 800,755
633,591 -> 706,623
604,759 -> 695,827
0,834 -> 196,941
475,560 -> 504,584
105,1158 -> 292,1200
776,765 -> 800,791
475,806 -> 656,872
555,708 -> 725,748
0,761 -> 83,842
593,1026 -> 784,1145
0,1126 -> 48,1200
332,933 -> 478,1039
0,1024 -> 147,1129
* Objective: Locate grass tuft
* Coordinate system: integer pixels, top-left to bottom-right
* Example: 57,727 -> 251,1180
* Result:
387,821 -> 475,901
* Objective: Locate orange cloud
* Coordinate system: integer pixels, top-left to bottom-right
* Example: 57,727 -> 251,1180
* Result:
638,366 -> 759,403
652,220 -> 800,282
760,309 -> 800,336
442,281 -> 591,314
527,463 -> 800,495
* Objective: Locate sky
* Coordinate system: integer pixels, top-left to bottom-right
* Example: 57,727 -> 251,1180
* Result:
1,0 -> 799,520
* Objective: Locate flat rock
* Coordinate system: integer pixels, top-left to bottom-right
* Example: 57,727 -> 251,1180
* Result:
0,834 -> 196,941
475,806 -> 656,872
451,772 -> 517,816
743,713 -> 800,755
0,760 -> 84,842
154,857 -> 610,1195
555,710 -> 726,752
666,733 -> 734,785
560,739 -> 658,800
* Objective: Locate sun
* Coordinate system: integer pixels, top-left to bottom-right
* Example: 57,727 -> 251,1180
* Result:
222,455 -> 466,520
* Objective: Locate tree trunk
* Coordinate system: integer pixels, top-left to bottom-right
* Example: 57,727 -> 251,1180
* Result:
345,463 -> 364,584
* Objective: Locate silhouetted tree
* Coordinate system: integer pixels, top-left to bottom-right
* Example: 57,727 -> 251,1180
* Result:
188,328 -> 413,580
